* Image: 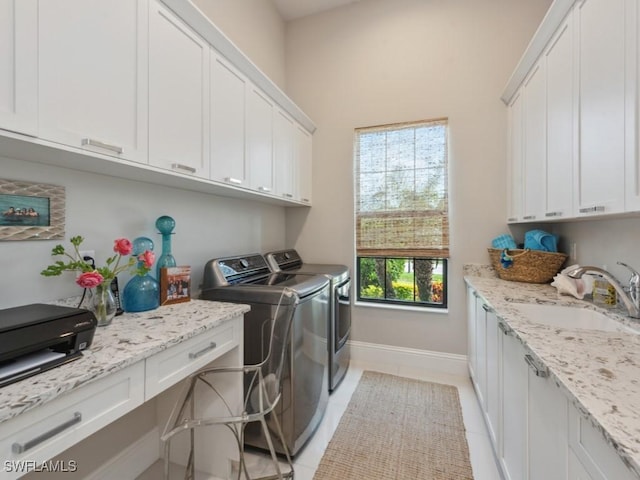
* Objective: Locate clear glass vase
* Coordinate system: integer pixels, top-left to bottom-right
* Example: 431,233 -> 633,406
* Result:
90,282 -> 117,327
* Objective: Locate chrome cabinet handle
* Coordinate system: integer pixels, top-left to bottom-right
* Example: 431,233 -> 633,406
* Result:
579,206 -> 605,214
283,193 -> 293,198
482,304 -> 491,312
12,412 -> 82,454
545,211 -> 563,217
81,138 -> 123,154
171,163 -> 196,174
507,217 -> 518,222
189,342 -> 217,360
225,177 -> 243,185
301,198 -> 310,202
524,354 -> 548,377
498,322 -> 511,335
258,186 -> 271,192
523,215 -> 536,220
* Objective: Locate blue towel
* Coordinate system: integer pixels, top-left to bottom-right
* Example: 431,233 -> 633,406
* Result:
492,234 -> 517,250
524,229 -> 558,252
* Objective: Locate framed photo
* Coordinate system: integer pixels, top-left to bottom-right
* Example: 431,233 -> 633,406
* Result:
160,266 -> 191,306
0,179 -> 65,241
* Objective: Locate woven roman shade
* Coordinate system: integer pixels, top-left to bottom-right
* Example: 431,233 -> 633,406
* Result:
355,119 -> 449,258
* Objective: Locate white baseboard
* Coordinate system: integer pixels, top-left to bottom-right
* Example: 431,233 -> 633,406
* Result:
85,427 -> 160,480
349,340 -> 468,376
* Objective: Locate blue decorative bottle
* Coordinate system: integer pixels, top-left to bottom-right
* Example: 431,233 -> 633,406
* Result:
155,215 -> 177,280
122,237 -> 160,313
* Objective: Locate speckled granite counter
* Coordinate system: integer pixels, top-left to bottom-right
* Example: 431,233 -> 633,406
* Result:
465,275 -> 640,477
0,299 -> 250,425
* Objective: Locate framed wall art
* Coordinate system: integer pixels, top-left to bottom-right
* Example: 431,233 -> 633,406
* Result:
0,179 -> 65,241
160,266 -> 191,306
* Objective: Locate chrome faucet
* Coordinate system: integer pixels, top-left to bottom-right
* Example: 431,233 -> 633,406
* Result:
565,263 -> 640,318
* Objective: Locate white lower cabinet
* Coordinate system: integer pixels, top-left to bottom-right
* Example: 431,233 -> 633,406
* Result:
568,405 -> 637,480
527,354 -> 568,480
0,363 -> 144,479
499,327 -> 527,480
466,285 -> 637,480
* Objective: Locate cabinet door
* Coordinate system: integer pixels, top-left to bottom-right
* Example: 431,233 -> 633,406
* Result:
274,108 -> 295,200
527,355 -> 568,479
485,310 -> 500,447
295,124 -> 312,204
545,11 -> 575,220
38,0 -> 148,163
507,90 -> 524,223
475,295 -> 488,411
522,60 -> 547,222
569,448 -> 594,480
500,331 -> 527,480
210,53 -> 247,186
575,0 -> 626,216
149,0 -> 209,178
246,86 -> 274,194
0,0 -> 37,136
466,286 -> 477,381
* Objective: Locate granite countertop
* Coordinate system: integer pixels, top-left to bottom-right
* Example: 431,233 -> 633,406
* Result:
0,299 -> 250,425
465,273 -> 640,477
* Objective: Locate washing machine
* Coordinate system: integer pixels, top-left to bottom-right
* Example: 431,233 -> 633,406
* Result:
265,249 -> 351,392
201,253 -> 330,456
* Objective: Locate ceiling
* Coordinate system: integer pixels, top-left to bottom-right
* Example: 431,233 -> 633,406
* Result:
272,0 -> 362,21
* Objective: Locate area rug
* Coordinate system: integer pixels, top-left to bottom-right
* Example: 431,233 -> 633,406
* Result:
313,371 -> 474,480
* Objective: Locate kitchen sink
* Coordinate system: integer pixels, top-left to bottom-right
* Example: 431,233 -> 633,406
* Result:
508,303 -> 638,334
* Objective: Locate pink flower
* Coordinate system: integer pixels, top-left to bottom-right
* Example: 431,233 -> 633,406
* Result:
113,238 -> 133,256
76,271 -> 104,289
138,250 -> 155,268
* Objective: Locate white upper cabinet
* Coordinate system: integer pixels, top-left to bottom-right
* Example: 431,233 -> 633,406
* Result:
0,0 -> 37,136
210,53 -> 247,186
148,0 -> 209,178
507,90 -> 524,223
522,60 -> 547,222
38,0 -> 148,163
575,0 -> 627,216
295,125 -> 312,204
246,86 -> 274,194
545,11 -> 575,220
274,109 -> 296,200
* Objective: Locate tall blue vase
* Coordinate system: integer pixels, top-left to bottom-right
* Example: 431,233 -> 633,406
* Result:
156,215 -> 176,279
122,237 -> 160,313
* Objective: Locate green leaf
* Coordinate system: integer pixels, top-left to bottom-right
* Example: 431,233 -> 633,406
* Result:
70,236 -> 84,247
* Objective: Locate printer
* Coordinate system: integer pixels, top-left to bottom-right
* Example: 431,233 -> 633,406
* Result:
0,303 -> 97,387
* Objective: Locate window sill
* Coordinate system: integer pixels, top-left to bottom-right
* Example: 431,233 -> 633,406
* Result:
354,300 -> 448,315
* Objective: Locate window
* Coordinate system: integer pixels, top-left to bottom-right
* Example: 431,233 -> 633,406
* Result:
354,119 -> 449,308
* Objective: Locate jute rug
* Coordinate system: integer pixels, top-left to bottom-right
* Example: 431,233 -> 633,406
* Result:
313,371 -> 474,480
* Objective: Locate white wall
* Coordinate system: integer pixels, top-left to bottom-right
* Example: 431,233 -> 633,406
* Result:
0,156 -> 285,309
284,0 -> 553,355
192,0 -> 287,89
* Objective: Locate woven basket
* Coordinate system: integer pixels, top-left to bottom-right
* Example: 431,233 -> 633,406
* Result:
488,248 -> 568,284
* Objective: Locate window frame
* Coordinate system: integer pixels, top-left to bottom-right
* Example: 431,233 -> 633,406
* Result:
354,119 -> 450,310
356,256 -> 448,309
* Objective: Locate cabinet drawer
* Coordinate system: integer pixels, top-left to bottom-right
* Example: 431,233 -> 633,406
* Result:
0,361 -> 144,479
145,319 -> 239,399
568,406 -> 636,480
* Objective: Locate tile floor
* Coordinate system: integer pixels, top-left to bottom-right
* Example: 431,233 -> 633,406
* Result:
145,360 -> 503,479
246,360 -> 503,480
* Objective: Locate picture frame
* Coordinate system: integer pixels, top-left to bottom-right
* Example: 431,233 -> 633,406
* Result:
160,266 -> 191,306
0,178 -> 66,241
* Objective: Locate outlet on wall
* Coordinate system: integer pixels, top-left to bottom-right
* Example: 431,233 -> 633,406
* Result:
79,250 -> 95,262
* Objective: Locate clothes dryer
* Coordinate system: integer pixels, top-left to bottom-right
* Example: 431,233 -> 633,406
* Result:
265,249 -> 351,392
